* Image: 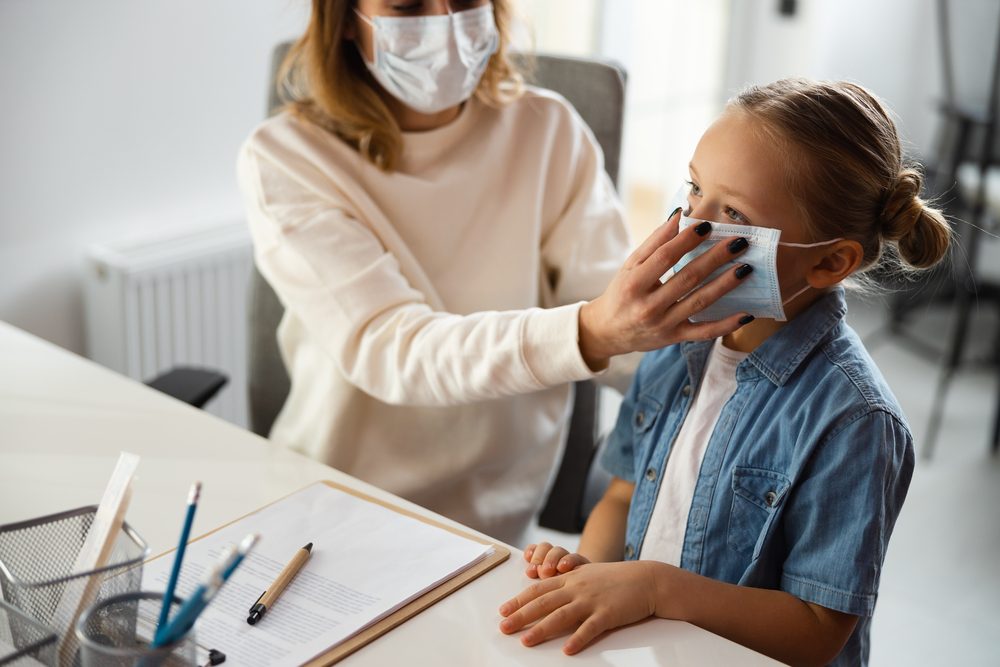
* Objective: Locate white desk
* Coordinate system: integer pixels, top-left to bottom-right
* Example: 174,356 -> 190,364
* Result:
0,322 -> 782,666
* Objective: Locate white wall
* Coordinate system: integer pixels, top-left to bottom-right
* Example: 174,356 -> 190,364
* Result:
516,0 -> 601,55
725,0 -> 942,159
0,0 -> 308,354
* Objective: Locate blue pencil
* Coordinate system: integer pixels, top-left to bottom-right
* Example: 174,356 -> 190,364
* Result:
152,551 -> 227,648
221,533 -> 259,581
156,481 -> 201,633
152,533 -> 259,648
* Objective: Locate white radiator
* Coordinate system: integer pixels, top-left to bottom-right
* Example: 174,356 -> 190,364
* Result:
83,223 -> 255,427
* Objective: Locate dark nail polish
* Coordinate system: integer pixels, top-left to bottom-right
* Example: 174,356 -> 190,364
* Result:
739,315 -> 755,325
668,206 -> 682,219
694,221 -> 712,236
728,237 -> 749,253
734,263 -> 754,279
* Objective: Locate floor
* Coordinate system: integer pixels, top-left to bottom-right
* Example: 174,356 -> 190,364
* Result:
524,292 -> 1000,666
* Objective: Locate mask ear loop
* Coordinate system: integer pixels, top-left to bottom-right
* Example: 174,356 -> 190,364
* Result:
777,237 -> 846,305
353,9 -> 378,67
781,283 -> 813,306
778,237 -> 844,248
354,8 -> 375,27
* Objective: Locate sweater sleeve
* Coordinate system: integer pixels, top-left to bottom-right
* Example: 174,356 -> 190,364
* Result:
538,111 -> 630,307
238,142 -> 598,407
535,94 -> 637,393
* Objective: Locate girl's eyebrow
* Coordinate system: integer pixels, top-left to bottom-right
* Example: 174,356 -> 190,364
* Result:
688,162 -> 752,203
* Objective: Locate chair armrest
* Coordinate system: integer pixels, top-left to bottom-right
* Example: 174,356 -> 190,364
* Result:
145,367 -> 228,409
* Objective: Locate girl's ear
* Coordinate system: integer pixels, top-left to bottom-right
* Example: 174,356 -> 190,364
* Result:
807,240 -> 864,288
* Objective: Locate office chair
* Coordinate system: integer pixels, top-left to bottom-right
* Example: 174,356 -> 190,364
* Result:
893,0 -> 1000,458
145,367 -> 227,409
249,44 -> 628,533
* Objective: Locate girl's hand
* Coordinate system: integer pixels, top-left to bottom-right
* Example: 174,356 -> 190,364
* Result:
578,209 -> 753,370
523,542 -> 591,579
498,561 -> 658,655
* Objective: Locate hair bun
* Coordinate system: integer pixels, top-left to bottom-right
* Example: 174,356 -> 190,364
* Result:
879,168 -> 951,269
879,169 -> 923,241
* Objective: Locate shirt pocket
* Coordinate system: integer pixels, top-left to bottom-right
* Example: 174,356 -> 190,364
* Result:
632,394 -> 661,436
727,467 -> 791,558
630,394 -> 662,479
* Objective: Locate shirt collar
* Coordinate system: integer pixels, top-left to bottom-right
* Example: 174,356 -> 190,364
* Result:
680,287 -> 848,387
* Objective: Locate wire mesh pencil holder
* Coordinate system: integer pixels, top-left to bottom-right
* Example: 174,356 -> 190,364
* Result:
0,506 -> 149,659
0,598 -> 57,666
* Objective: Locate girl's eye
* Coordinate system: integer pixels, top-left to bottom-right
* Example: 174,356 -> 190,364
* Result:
389,0 -> 482,12
724,206 -> 750,224
389,2 -> 423,13
686,180 -> 702,197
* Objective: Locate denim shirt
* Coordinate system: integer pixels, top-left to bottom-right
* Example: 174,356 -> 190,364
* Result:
601,288 -> 913,667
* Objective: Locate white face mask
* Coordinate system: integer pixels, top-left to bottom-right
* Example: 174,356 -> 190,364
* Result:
354,4 -> 499,115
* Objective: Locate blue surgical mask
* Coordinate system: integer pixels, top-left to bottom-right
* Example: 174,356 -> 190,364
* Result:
672,215 -> 842,322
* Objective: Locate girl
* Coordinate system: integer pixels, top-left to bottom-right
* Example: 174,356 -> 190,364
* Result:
498,78 -> 951,666
237,0 -> 755,545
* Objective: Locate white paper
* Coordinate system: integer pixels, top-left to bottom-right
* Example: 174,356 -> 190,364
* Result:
142,483 -> 492,666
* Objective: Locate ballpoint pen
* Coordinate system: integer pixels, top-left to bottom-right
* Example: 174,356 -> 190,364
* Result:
247,542 -> 313,625
156,481 -> 201,633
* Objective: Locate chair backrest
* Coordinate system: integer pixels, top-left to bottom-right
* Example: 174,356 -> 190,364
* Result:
248,45 -> 628,469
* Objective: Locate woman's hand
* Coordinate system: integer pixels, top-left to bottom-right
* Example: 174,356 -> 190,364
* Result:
499,561 -> 659,655
578,209 -> 753,370
523,542 -> 591,579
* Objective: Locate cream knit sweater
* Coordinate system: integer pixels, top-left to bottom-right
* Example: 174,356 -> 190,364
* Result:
237,87 -> 631,543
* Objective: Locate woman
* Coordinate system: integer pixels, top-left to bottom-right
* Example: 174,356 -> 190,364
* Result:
237,0 -> 754,543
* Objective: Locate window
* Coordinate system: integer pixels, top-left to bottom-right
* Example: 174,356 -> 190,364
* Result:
516,0 -> 732,242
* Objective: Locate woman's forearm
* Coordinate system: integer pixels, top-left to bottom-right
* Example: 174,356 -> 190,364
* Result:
647,562 -> 857,667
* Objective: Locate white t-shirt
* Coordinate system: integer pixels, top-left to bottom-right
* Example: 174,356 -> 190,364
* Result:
237,88 -> 633,544
639,338 -> 748,565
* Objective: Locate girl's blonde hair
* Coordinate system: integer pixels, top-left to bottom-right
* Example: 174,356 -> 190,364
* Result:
730,78 -> 951,271
277,0 -> 524,171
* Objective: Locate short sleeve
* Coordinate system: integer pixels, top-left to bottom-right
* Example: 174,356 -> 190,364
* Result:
779,409 -> 914,616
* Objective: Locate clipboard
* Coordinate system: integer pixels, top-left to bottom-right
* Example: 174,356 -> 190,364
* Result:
147,480 -> 510,666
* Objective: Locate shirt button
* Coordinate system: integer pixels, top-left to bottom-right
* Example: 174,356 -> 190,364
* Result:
765,491 -> 778,507
635,411 -> 645,428
682,384 -> 692,396
624,544 -> 634,559
645,467 -> 657,482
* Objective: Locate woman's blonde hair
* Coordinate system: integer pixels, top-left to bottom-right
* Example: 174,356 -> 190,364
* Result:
729,78 -> 952,272
277,0 -> 524,171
